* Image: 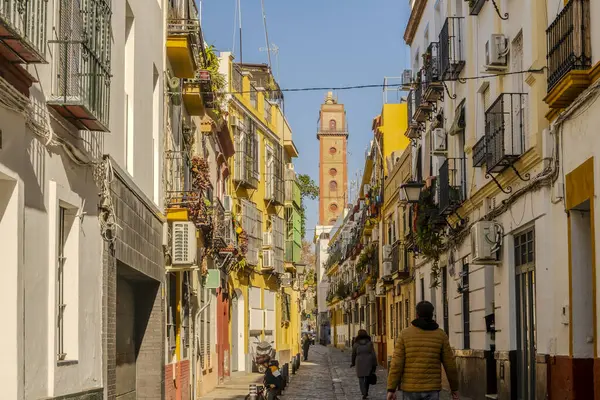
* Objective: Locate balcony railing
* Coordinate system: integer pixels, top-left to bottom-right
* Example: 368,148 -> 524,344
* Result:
423,42 -> 442,102
546,0 -> 591,91
438,157 -> 467,216
232,66 -> 243,93
391,242 -> 400,274
249,84 -> 258,109
485,93 -> 528,173
264,99 -> 272,123
0,0 -> 48,63
472,136 -> 488,168
48,2 -> 111,132
213,198 -> 235,249
439,17 -> 465,80
285,178 -> 301,207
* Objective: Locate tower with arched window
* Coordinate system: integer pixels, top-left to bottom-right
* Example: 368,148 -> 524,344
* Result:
317,92 -> 348,225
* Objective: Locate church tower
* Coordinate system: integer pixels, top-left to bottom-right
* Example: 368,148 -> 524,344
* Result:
317,92 -> 348,226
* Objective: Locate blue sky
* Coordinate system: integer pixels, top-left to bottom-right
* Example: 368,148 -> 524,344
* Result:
200,0 -> 411,238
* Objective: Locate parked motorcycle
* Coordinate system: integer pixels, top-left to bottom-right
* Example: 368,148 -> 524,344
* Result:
246,360 -> 282,400
252,340 -> 276,373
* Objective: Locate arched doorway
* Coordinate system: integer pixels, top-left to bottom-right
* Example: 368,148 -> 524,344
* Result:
231,289 -> 245,372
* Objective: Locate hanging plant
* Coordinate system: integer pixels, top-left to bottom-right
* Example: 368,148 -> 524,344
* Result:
414,187 -> 445,288
238,229 -> 248,255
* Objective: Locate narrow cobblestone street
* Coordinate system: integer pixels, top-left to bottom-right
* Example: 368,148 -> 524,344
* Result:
200,345 -> 450,400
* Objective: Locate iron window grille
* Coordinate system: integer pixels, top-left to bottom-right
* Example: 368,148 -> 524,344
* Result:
0,0 -> 48,63
439,17 -> 465,81
423,42 -> 443,101
484,93 -> 528,173
438,157 -> 467,216
264,98 -> 272,123
264,143 -> 284,205
472,136 -> 488,168
249,83 -> 258,109
233,116 -> 259,189
213,198 -> 235,249
57,206 -> 67,361
462,262 -> 470,349
48,0 -> 111,132
391,241 -> 400,274
241,199 -> 262,265
546,0 -> 591,91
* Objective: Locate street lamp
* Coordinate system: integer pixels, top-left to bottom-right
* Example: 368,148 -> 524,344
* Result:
296,263 -> 307,275
400,181 -> 425,204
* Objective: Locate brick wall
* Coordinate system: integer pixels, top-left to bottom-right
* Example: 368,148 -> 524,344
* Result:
51,388 -> 104,400
164,360 -> 190,400
103,162 -> 165,400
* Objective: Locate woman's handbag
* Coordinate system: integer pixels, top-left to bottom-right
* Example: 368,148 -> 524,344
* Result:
368,373 -> 377,385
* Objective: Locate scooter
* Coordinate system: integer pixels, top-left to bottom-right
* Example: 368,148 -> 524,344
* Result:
246,360 -> 282,400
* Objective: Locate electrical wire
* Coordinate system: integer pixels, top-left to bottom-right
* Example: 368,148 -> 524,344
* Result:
206,68 -> 547,95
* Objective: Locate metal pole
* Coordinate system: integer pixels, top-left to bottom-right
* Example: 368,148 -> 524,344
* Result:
238,0 -> 243,63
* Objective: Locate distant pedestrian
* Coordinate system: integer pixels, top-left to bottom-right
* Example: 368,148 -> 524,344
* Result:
302,333 -> 310,361
386,301 -> 460,400
351,329 -> 377,399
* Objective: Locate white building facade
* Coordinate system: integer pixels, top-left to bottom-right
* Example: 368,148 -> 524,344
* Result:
0,0 -> 165,399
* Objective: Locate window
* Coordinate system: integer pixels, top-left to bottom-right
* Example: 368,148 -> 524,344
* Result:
329,181 -> 338,191
462,261 -> 470,349
182,272 -> 190,360
241,200 -> 262,265
56,206 -> 67,361
51,182 -> 80,363
329,146 -> 337,155
420,278 -> 425,302
329,168 -> 338,176
329,119 -> 337,130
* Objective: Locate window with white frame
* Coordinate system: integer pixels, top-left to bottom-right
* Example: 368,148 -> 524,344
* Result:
50,182 -> 80,362
271,215 -> 285,273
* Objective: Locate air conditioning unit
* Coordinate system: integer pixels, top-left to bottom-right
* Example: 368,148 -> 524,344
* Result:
471,221 -> 500,264
485,34 -> 508,67
171,221 -> 197,265
432,128 -> 447,154
383,261 -> 392,277
223,195 -> 233,213
372,228 -> 379,242
401,69 -> 413,87
359,296 -> 367,306
281,272 -> 292,287
263,231 -> 273,247
262,250 -> 274,270
383,245 -> 393,261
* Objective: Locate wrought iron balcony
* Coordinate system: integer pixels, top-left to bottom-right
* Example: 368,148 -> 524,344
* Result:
472,136 -> 488,168
423,42 -> 443,102
413,73 -> 434,123
213,198 -> 236,250
167,0 -> 201,79
439,17 -> 465,81
405,90 -> 421,139
48,0 -> 111,132
485,93 -> 528,173
438,157 -> 467,216
546,0 -> 591,93
0,0 -> 48,63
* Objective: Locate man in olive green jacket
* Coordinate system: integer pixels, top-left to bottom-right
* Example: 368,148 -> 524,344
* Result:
387,301 -> 459,400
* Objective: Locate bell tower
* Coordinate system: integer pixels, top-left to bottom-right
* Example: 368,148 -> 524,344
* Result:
317,92 -> 348,226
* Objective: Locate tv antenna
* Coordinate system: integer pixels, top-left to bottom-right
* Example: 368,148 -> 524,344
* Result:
259,43 -> 280,82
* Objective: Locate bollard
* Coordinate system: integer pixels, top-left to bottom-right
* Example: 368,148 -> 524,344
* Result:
291,356 -> 296,374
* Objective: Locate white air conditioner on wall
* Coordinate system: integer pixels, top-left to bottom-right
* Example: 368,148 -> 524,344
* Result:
383,244 -> 393,261
432,128 -> 447,154
471,221 -> 500,264
281,272 -> 292,287
383,261 -> 392,277
485,34 -> 508,67
171,221 -> 197,265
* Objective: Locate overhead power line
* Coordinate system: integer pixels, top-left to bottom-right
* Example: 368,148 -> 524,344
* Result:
203,68 -> 546,95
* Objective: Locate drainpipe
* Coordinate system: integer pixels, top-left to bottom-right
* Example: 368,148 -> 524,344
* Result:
192,288 -> 213,400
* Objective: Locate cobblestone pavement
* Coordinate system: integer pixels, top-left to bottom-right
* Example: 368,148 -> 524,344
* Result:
199,345 -> 450,399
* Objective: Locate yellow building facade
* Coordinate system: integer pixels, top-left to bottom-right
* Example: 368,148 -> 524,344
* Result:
220,54 -> 301,372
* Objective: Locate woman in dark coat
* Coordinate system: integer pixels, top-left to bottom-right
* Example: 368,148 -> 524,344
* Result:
351,329 -> 377,399
302,333 -> 310,361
